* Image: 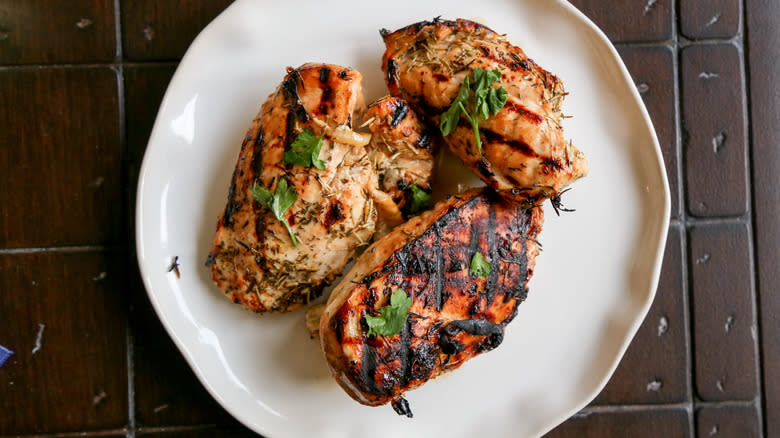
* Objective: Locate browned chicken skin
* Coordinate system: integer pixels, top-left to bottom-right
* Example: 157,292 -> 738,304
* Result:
381,18 -> 588,203
320,188 -> 543,415
207,63 -> 377,313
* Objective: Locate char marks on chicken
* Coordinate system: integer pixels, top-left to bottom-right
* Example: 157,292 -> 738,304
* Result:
381,18 -> 588,203
208,63 -> 378,313
320,188 -> 543,412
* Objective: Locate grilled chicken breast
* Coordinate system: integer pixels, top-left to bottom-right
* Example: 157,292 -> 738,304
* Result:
365,96 -> 436,220
208,63 -> 378,313
381,18 -> 588,203
320,188 -> 543,415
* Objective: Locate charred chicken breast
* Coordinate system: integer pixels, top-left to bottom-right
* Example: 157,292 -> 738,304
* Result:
381,18 -> 588,203
320,188 -> 543,415
208,63 -> 377,313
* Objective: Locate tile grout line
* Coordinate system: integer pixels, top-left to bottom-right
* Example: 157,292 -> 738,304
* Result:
0,61 -> 181,71
126,330 -> 137,438
0,245 -> 121,255
111,0 -> 136,437
669,1 -> 697,436
739,0 -> 768,436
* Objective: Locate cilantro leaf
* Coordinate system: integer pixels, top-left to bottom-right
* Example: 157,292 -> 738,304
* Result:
485,87 -> 509,117
251,177 -> 299,247
409,183 -> 432,214
469,252 -> 492,278
282,128 -> 326,170
439,68 -> 508,155
439,75 -> 471,136
365,289 -> 413,337
251,184 -> 273,206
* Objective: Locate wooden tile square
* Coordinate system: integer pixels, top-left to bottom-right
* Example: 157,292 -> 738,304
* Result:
696,405 -> 760,438
594,226 -> 689,404
0,67 -> 122,248
0,251 -> 128,435
689,223 -> 758,401
129,265 -> 236,427
544,408 -> 691,438
681,44 -> 748,218
0,0 -> 116,64
680,0 -> 740,39
121,0 -> 233,61
617,46 -> 680,218
567,0 -> 673,42
124,64 -> 177,239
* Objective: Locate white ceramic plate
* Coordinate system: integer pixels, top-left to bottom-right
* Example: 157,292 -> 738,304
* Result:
136,1 -> 670,437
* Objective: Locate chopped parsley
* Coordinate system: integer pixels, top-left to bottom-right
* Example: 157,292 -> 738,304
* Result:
469,252 -> 492,278
251,177 -> 299,247
440,68 -> 508,155
282,128 -> 326,170
409,183 -> 432,214
365,289 -> 413,337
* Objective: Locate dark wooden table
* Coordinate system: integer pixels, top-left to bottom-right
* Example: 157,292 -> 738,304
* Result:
0,1 -> 777,437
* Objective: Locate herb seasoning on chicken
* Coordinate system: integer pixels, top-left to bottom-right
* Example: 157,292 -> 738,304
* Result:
208,63 -> 378,313
364,96 -> 436,233
381,18 -> 588,204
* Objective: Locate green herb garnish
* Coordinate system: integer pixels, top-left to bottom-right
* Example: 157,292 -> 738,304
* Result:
365,289 -> 413,337
440,68 -> 508,155
251,177 -> 299,247
282,128 -> 326,170
470,252 -> 492,278
409,183 -> 432,214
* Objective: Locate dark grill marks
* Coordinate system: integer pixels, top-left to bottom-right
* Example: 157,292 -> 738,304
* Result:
477,158 -> 494,178
318,66 -> 331,83
318,84 -> 334,115
485,202 -> 499,304
511,205 -> 530,300
398,319 -> 413,387
438,319 -> 505,355
281,69 -> 306,111
433,73 -> 449,82
433,224 -> 445,311
250,128 -> 264,178
222,167 -> 240,227
390,100 -> 409,127
386,58 -> 399,87
359,343 -> 383,395
482,129 -> 537,157
468,214 -> 481,255
281,68 -> 310,149
332,309 -> 345,343
503,101 -> 544,124
284,111 -> 298,150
